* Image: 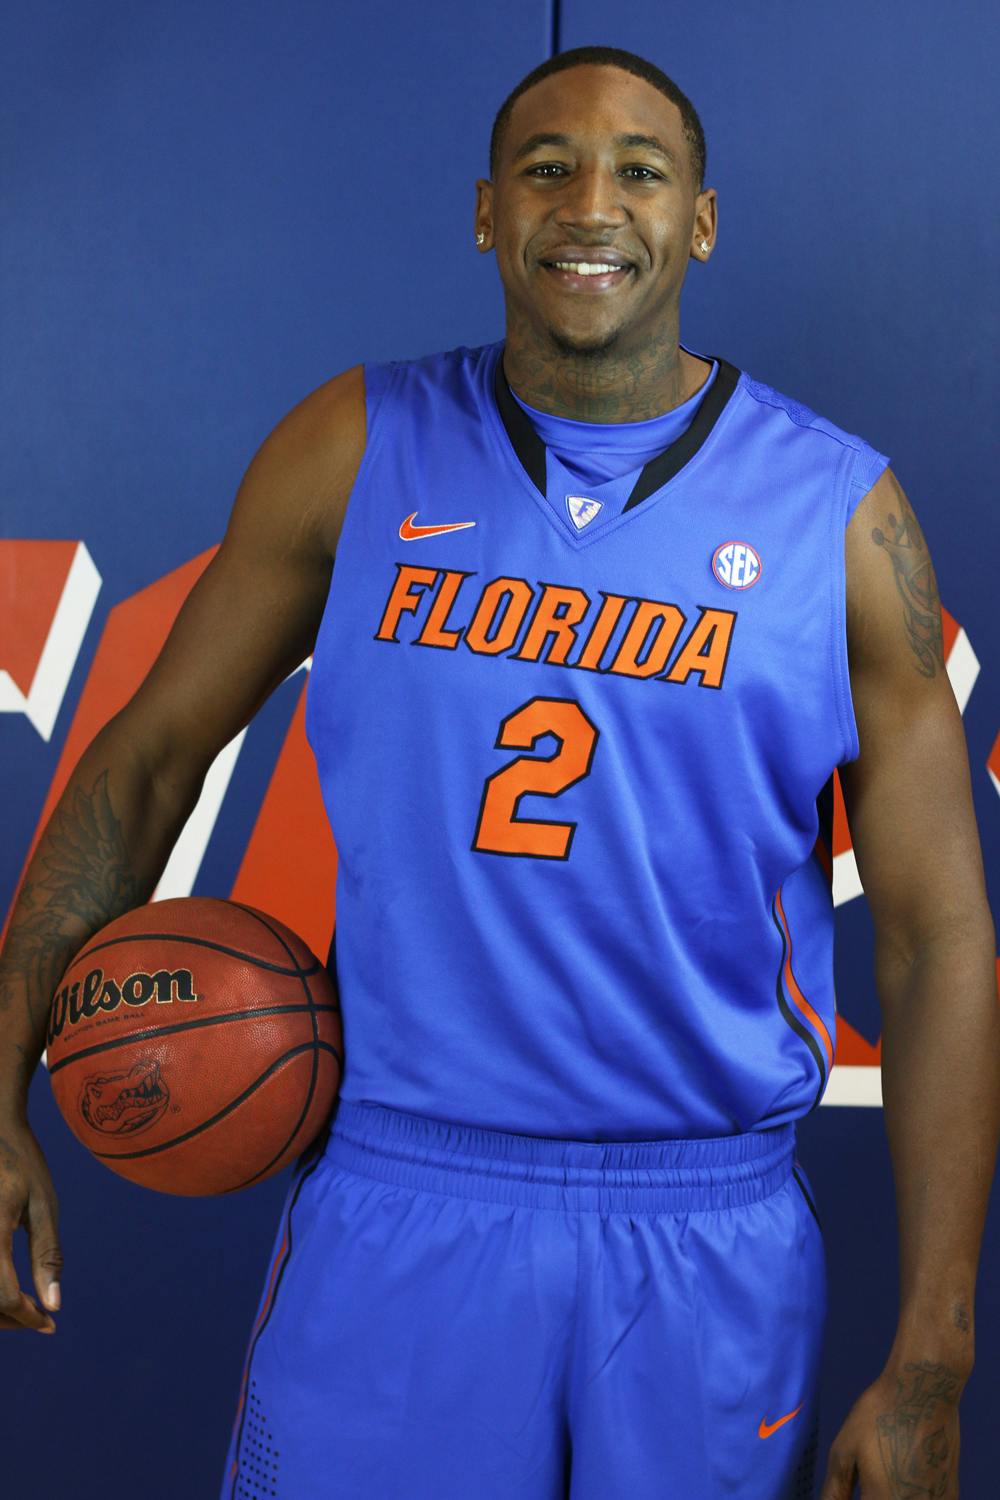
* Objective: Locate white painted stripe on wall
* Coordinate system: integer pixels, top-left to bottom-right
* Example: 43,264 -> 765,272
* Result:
152,729 -> 247,901
822,1064 -> 883,1107
946,627 -> 979,714
154,659 -> 309,902
830,620 -> 979,907
0,543 -> 101,740
832,847 -> 863,907
0,674 -> 27,715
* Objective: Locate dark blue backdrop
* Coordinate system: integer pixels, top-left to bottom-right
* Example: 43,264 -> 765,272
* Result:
3,3 -> 997,1495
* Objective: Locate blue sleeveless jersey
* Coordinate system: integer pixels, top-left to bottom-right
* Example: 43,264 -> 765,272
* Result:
305,339 -> 889,1139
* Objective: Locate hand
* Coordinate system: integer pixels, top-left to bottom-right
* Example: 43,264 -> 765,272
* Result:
819,1359 -> 964,1498
0,1113 -> 62,1332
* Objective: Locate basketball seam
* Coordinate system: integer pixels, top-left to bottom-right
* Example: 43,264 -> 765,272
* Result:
224,903 -> 324,1183
70,929 -> 323,978
46,1003 -> 340,1077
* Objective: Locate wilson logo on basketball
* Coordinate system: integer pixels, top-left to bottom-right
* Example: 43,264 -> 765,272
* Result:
80,1057 -> 170,1135
47,965 -> 199,1045
712,540 -> 762,590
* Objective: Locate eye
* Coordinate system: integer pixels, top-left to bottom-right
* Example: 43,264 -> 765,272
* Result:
525,163 -> 662,181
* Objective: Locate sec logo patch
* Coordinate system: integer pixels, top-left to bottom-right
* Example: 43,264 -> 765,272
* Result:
712,540 -> 762,590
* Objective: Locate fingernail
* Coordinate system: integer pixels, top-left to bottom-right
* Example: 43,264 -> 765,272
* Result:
38,1324 -> 56,1335
46,1282 -> 61,1311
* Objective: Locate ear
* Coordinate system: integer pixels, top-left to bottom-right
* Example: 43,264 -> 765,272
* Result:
474,178 -> 494,248
690,187 -> 718,261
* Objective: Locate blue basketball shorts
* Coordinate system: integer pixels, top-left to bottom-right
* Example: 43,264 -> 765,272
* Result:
220,1100 -> 826,1499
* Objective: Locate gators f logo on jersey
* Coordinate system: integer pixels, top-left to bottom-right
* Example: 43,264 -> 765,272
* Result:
566,495 -> 603,531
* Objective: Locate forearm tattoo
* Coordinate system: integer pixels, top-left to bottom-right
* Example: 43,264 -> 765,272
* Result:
870,472 -> 945,678
0,770 -> 139,1035
875,1360 -> 961,1497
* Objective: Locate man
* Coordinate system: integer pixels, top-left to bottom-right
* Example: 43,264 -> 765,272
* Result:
0,42 -> 996,1500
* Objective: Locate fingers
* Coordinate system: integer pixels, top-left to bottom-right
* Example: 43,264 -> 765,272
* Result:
819,1452 -> 857,1499
0,1220 -> 56,1332
26,1187 -> 62,1315
0,1292 -> 56,1333
0,1247 -> 56,1332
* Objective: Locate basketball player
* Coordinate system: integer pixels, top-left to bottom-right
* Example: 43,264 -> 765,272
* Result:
1,43 -> 997,1500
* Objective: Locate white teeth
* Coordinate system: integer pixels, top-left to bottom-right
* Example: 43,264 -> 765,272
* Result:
551,261 -> 628,276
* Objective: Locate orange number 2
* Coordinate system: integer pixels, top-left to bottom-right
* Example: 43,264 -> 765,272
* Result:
472,696 -> 600,860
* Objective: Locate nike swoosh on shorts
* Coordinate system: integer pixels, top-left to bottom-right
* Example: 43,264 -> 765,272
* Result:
758,1403 -> 804,1439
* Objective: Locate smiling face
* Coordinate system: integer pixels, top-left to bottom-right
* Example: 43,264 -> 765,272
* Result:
476,64 -> 716,364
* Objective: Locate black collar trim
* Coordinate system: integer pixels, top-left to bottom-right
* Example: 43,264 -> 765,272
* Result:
492,347 -> 741,514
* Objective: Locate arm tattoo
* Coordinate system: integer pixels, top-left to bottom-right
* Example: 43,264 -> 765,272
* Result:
875,1360 -> 961,1497
870,473 -> 945,678
0,770 -> 139,1033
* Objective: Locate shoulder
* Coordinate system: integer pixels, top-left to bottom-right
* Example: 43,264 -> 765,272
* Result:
735,368 -> 912,665
734,376 -> 944,688
368,340 -> 497,398
731,380 -> 928,677
234,364 -> 367,560
274,361 -> 368,480
240,343 -> 493,557
738,371 -> 885,479
843,464 -> 945,680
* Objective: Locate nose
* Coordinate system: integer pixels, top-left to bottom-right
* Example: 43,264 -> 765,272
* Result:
552,161 -> 629,233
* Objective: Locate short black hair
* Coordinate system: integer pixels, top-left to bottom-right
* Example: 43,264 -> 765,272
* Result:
489,46 -> 706,190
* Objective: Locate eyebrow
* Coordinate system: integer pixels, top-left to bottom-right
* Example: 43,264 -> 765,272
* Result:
511,131 -> 682,171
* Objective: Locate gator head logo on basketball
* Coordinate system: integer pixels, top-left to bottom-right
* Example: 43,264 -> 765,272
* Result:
712,540 -> 762,590
79,1057 -> 170,1134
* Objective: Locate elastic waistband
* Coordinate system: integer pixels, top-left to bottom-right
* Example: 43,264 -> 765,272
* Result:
324,1100 -> 796,1213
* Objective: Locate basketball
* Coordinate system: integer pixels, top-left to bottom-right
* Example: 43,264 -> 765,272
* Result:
44,897 -> 342,1196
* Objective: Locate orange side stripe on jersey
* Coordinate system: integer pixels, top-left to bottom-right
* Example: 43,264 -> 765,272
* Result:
252,1228 -> 291,1336
775,885 -> 835,1070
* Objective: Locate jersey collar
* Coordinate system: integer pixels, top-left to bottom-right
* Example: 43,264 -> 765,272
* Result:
491,343 -> 741,514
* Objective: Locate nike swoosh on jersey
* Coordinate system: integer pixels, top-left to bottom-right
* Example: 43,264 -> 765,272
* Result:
758,1403 -> 804,1439
399,512 -> 477,540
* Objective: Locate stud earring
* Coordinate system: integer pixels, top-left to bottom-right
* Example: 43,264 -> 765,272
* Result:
700,239 -> 710,253
476,232 -> 486,245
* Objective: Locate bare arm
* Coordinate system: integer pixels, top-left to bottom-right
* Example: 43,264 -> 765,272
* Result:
820,464 -> 999,1497
0,362 -> 365,1327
